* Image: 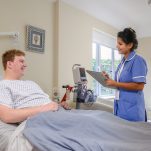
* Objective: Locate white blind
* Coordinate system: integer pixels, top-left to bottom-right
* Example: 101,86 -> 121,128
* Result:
93,30 -> 116,49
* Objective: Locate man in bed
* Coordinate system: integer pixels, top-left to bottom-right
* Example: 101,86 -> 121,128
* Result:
0,49 -> 70,124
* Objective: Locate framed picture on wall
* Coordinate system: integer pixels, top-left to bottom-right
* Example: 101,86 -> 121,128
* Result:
26,25 -> 45,53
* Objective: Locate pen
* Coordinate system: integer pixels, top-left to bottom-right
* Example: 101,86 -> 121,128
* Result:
101,71 -> 109,79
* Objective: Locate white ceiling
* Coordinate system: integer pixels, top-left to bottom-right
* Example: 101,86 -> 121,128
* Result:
62,0 -> 151,38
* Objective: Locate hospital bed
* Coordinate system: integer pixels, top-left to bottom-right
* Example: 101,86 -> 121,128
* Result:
1,109 -> 151,151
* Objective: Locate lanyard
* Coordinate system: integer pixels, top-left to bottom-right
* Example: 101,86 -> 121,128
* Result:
115,59 -> 126,100
116,60 -> 126,82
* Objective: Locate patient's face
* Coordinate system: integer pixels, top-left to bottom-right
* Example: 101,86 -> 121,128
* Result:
9,55 -> 27,78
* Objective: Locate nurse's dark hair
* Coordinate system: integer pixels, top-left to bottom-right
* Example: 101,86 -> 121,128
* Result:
117,28 -> 138,51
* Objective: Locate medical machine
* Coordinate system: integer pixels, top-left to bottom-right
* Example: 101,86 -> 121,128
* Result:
72,64 -> 97,108
72,64 -> 87,84
61,64 -> 97,109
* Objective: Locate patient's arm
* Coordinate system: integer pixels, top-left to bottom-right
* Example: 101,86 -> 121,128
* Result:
0,102 -> 58,124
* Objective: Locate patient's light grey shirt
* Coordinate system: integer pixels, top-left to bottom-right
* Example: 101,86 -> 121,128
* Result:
0,80 -> 51,109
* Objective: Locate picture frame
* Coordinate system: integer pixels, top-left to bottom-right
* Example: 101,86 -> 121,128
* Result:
26,25 -> 45,53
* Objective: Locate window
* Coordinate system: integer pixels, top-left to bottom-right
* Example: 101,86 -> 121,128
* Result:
92,30 -> 121,98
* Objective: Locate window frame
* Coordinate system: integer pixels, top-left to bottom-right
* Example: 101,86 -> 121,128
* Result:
92,41 -> 121,98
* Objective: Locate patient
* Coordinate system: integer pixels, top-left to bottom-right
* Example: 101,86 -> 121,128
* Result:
0,49 -> 70,124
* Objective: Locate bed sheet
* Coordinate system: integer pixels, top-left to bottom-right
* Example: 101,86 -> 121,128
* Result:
0,121 -> 17,151
23,110 -> 151,151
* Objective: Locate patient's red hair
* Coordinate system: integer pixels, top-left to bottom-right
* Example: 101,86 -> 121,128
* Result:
2,49 -> 25,70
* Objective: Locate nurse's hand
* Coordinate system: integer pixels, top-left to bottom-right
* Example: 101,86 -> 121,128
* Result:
101,71 -> 110,79
105,78 -> 117,87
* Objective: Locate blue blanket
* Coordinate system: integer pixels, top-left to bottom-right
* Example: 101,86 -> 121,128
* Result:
23,110 -> 151,151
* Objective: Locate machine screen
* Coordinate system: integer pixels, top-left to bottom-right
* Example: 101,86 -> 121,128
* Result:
79,68 -> 86,78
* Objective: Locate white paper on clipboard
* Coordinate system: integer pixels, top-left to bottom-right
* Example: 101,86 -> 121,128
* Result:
86,70 -> 115,89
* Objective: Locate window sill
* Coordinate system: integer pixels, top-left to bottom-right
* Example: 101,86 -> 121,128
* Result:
96,97 -> 114,107
79,101 -> 113,113
98,96 -> 115,99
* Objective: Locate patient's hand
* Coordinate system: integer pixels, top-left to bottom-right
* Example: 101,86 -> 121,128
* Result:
41,102 -> 59,112
60,101 -> 71,110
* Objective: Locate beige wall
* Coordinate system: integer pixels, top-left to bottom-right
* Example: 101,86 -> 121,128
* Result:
138,37 -> 151,109
57,0 -> 151,113
0,0 -> 55,95
0,0 -> 150,114
0,0 -> 118,100
57,1 -> 118,97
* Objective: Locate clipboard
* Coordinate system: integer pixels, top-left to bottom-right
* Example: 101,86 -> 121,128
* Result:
86,70 -> 115,89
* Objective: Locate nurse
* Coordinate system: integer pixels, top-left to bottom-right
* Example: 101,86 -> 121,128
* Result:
103,28 -> 148,121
